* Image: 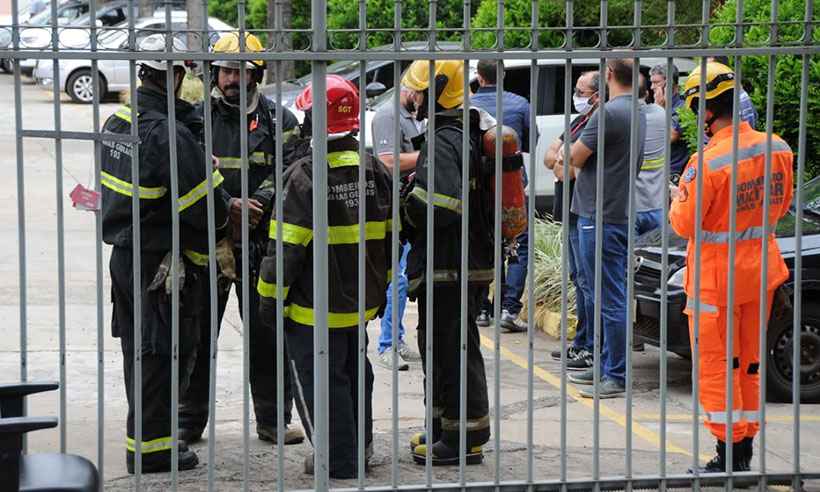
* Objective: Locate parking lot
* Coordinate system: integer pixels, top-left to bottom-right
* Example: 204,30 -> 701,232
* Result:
1,72 -> 819,490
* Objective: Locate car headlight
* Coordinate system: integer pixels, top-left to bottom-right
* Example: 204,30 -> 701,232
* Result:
667,266 -> 686,288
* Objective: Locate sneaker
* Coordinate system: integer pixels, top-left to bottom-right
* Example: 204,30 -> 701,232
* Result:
375,350 -> 409,371
568,368 -> 595,385
499,310 -> 527,333
476,311 -> 492,327
550,345 -> 582,361
566,349 -> 594,371
579,377 -> 626,399
257,423 -> 305,445
397,341 -> 421,362
127,442 -> 199,474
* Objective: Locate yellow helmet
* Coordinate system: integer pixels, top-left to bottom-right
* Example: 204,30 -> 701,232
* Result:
212,32 -> 265,69
683,61 -> 736,111
401,60 -> 464,109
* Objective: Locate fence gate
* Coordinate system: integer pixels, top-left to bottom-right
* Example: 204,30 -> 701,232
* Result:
1,0 -> 819,490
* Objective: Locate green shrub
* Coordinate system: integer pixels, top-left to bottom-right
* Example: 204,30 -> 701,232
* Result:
530,217 -> 576,316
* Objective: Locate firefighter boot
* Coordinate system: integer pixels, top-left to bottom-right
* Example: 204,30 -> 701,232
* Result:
127,441 -> 199,474
257,423 -> 305,445
304,442 -> 373,475
688,440 -> 750,474
408,419 -> 441,451
412,440 -> 483,466
178,426 -> 204,444
740,437 -> 754,470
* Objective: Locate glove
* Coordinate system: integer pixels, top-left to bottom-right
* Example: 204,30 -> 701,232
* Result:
147,252 -> 186,295
215,237 -> 237,280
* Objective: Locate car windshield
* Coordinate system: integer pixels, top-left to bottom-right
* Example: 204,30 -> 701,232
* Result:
776,176 -> 820,237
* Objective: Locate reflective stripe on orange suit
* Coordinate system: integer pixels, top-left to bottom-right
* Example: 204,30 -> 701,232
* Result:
669,121 -> 793,443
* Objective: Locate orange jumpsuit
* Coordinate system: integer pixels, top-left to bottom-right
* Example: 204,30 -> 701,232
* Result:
669,121 -> 793,443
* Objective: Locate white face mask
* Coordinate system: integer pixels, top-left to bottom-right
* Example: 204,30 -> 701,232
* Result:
573,94 -> 593,114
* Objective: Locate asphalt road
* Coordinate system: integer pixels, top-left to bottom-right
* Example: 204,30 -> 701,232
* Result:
0,72 -> 818,491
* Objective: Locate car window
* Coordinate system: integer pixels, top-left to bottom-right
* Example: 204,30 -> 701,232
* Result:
372,63 -> 395,88
776,177 -> 820,237
502,66 -> 531,102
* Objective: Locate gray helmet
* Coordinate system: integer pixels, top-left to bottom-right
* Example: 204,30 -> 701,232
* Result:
138,33 -> 188,72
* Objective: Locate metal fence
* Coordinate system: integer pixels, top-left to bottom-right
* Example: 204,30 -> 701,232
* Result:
1,0 -> 819,490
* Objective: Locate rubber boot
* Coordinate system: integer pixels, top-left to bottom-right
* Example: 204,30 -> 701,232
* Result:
740,437 -> 754,471
412,440 -> 483,466
127,442 -> 199,474
688,440 -> 749,474
408,419 -> 441,451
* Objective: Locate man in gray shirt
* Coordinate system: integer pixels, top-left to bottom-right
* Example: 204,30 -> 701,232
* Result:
636,76 -> 667,235
552,59 -> 646,399
370,85 -> 424,371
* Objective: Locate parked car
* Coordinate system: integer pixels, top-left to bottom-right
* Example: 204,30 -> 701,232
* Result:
32,12 -> 233,103
633,176 -> 820,403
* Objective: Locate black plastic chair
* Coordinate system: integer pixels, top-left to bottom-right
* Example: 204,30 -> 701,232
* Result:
0,382 -> 99,492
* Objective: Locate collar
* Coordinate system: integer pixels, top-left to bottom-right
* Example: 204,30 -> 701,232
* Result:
327,135 -> 360,153
137,86 -> 198,122
709,120 -> 753,145
475,86 -> 497,94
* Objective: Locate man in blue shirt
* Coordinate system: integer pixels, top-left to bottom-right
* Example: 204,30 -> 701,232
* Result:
470,60 -> 536,333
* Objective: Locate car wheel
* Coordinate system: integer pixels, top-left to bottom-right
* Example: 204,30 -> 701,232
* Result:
0,58 -> 11,74
766,303 -> 820,403
67,69 -> 107,104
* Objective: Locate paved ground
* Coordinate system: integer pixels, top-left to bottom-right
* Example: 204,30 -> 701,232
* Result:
0,72 -> 819,491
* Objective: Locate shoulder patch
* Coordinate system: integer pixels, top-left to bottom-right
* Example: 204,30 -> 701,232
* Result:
683,167 -> 697,183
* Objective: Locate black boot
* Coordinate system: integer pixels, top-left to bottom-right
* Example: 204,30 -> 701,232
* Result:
412,440 -> 483,466
740,437 -> 754,471
126,442 -> 199,474
688,440 -> 749,474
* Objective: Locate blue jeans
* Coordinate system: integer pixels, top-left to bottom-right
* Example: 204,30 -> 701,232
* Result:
379,242 -> 410,354
568,224 -> 592,352
635,209 -> 663,236
576,217 -> 628,385
481,228 -> 529,315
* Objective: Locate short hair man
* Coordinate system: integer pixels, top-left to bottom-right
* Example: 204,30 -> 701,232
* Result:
649,63 -> 690,179
470,59 -> 536,333
635,74 -> 667,235
555,59 -> 647,399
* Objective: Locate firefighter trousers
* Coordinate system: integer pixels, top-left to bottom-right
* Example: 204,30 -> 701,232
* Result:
180,242 -> 294,432
286,323 -> 374,479
686,291 -> 774,443
110,247 -> 201,458
417,284 -> 491,448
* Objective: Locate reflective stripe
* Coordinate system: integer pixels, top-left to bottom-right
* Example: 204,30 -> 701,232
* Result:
125,436 -> 173,454
742,410 -> 760,423
701,225 -> 774,244
286,303 -> 379,328
269,221 -> 313,246
327,220 -> 393,245
327,150 -> 359,168
704,409 -> 744,424
101,171 -> 167,199
685,296 -> 719,314
410,186 -> 462,214
183,249 -> 209,266
441,415 -> 490,431
218,152 -> 269,169
178,171 -> 225,212
641,157 -> 665,171
257,278 -> 290,299
114,106 -> 132,123
708,140 -> 792,171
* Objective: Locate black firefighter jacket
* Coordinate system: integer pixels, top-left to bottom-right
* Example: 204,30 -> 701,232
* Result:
256,136 -> 395,329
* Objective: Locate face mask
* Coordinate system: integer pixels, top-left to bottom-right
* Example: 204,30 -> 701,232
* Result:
573,94 -> 593,114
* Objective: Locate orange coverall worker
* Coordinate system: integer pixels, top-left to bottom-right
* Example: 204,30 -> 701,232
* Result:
669,120 -> 793,444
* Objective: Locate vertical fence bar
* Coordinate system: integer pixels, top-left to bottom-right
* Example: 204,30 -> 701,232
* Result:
357,0 -> 368,485
493,0 -> 504,483
390,8 -> 401,489
423,52 -> 436,489
200,0 -> 219,488
163,2 -> 181,484
10,0 -> 28,453
311,0 -> 329,484
48,0 -> 68,453
458,46 -> 470,485
792,2 -> 812,487
127,0 -> 143,481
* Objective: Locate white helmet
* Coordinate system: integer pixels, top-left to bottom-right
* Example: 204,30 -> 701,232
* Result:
138,33 -> 188,71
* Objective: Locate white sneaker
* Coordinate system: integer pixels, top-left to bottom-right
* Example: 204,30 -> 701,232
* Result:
499,309 -> 527,333
397,341 -> 421,362
376,350 -> 409,371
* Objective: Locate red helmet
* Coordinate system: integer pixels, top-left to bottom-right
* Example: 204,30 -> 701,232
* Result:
295,74 -> 360,135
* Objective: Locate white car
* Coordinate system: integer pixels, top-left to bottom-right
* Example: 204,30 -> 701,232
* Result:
33,12 -> 233,103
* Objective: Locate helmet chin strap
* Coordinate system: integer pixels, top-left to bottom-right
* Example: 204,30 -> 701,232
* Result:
704,113 -> 718,138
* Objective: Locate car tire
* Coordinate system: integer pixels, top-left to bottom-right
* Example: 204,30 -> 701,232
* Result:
0,58 -> 11,74
766,301 -> 820,403
66,69 -> 107,104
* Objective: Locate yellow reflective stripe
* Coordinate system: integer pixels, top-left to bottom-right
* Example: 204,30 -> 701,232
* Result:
178,171 -> 225,212
642,157 -> 665,171
125,436 -> 173,454
269,221 -> 313,246
410,186 -> 462,214
327,151 -> 360,168
257,277 -> 290,299
285,304 -> 379,328
218,152 -> 269,169
114,106 -> 132,123
183,249 -> 209,266
101,171 -> 167,199
327,220 -> 392,245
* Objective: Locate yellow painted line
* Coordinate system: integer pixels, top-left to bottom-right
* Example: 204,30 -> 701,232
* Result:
635,413 -> 820,424
481,335 -> 698,459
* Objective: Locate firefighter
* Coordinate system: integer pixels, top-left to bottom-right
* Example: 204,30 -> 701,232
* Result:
256,74 -> 393,478
400,60 -> 493,466
670,62 -> 794,473
101,34 -> 230,473
178,31 -> 304,446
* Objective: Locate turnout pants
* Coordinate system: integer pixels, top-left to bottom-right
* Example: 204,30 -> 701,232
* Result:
110,247 -> 201,459
685,291 -> 774,443
417,283 -> 490,448
180,241 -> 294,431
286,323 -> 374,479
